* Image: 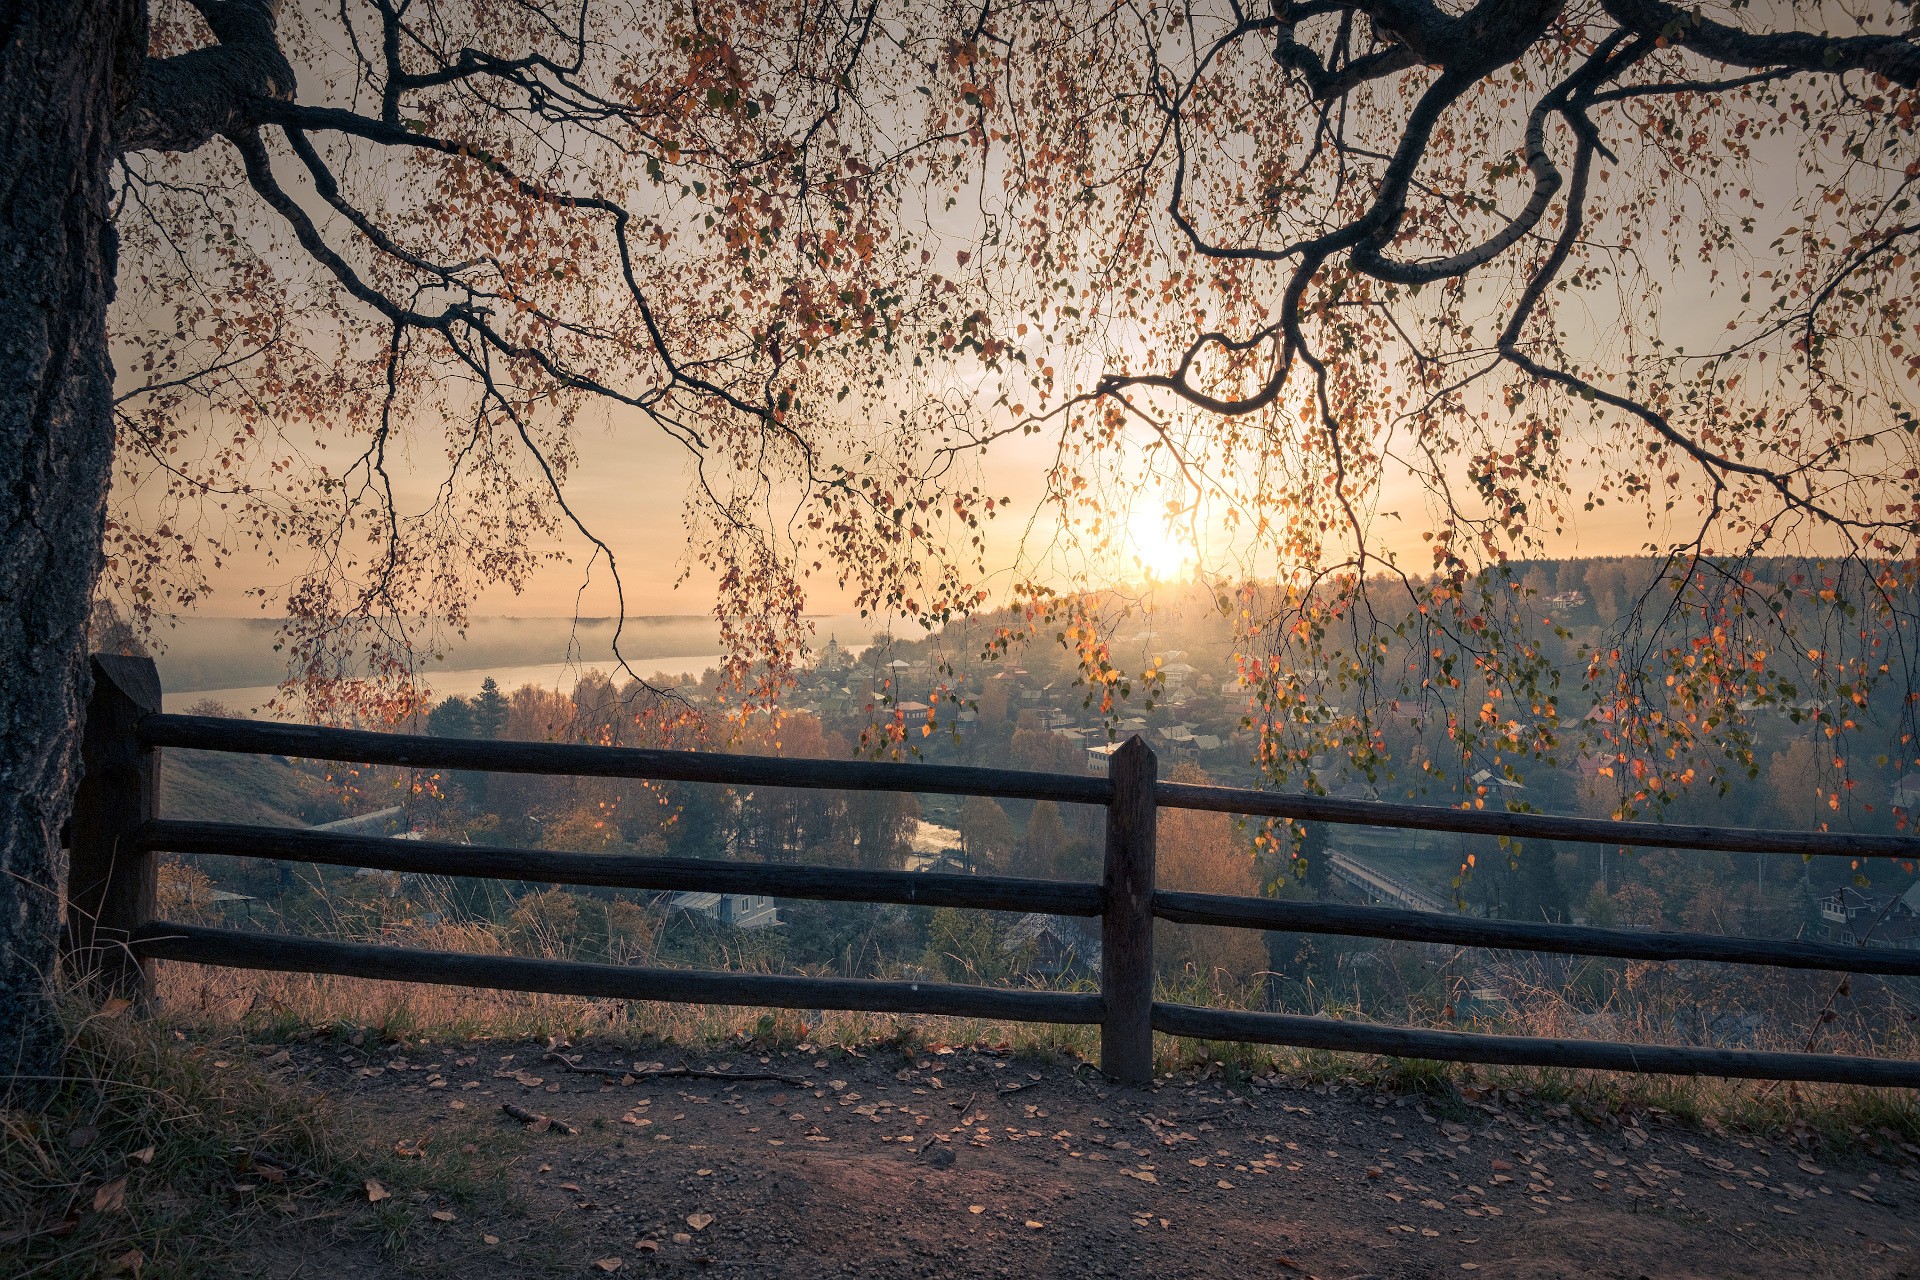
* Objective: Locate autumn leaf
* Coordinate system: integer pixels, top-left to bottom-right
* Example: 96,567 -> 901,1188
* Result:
93,1176 -> 128,1214
591,1259 -> 623,1272
686,1212 -> 714,1231
364,1179 -> 390,1203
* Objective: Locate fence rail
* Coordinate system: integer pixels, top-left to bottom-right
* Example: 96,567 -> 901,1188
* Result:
64,654 -> 1920,1090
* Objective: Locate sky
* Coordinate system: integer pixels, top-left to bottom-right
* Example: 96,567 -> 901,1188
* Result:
117,0 -> 1890,629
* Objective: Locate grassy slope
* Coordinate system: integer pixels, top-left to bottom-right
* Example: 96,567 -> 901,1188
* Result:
159,751 -> 352,828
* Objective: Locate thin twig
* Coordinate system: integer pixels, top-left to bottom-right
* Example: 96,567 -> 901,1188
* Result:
500,1101 -> 577,1135
541,1052 -> 809,1086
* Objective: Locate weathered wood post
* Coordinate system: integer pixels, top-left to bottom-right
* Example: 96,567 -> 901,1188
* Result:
66,654 -> 162,1001
1100,735 -> 1157,1085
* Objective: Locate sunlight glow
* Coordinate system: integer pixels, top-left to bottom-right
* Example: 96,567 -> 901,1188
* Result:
1125,507 -> 1195,582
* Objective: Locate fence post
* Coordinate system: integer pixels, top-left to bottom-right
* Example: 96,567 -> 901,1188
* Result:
1100,735 -> 1157,1085
66,654 -> 162,1002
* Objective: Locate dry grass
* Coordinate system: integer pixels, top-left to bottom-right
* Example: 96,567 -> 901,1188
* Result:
0,990 -> 527,1280
152,951 -> 1920,1154
9,951 -> 1919,1278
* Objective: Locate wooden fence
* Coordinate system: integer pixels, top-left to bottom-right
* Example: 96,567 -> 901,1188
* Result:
64,654 -> 1920,1089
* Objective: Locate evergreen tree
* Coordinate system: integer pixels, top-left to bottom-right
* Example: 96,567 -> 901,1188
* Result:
471,677 -> 509,739
426,695 -> 476,739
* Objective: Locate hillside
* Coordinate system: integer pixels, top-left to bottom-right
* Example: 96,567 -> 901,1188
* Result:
159,749 -> 355,829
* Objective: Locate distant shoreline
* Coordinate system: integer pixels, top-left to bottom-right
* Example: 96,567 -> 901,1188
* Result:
151,611 -> 905,698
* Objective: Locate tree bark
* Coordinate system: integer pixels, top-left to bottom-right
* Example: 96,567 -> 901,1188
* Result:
0,0 -> 143,1089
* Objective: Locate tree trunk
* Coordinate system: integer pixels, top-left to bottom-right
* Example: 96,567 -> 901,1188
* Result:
0,0 -> 141,1089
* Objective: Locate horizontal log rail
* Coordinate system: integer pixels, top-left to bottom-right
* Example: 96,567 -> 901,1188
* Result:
1155,779 -> 1920,858
140,818 -> 1105,917
1152,1003 -> 1920,1090
63,664 -> 1920,1092
1154,890 -> 1920,977
140,712 -> 1113,805
143,711 -> 1920,858
131,921 -> 1101,1025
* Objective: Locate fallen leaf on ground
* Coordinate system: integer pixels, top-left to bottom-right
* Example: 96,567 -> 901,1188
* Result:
431,1210 -> 456,1222
108,1247 -> 143,1277
686,1212 -> 714,1231
591,1259 -> 622,1272
482,1234 -> 500,1245
129,1147 -> 154,1165
1025,1220 -> 1045,1229
93,1176 -> 128,1214
364,1179 -> 390,1203
968,1205 -> 984,1214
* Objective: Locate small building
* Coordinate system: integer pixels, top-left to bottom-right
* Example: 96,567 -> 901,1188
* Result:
1085,741 -> 1124,774
665,891 -> 782,930
1818,885 -> 1920,947
1891,774 -> 1920,813
1001,914 -> 1101,977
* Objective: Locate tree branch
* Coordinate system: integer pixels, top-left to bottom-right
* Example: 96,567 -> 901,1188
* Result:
115,0 -> 296,155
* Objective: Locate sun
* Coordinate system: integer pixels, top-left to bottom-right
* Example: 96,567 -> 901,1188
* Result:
1125,507 -> 1195,582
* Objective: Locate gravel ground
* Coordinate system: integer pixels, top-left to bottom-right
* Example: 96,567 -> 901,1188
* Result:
257,1035 -> 1920,1279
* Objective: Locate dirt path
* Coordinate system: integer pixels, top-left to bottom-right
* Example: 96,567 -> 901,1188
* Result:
264,1037 -> 1920,1279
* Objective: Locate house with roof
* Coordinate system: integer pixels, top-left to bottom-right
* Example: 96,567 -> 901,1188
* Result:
1891,773 -> 1920,813
1001,913 -> 1101,978
664,891 -> 782,930
1818,884 -> 1920,947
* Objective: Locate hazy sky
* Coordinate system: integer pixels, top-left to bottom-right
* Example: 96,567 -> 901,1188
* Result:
127,1 -> 1867,625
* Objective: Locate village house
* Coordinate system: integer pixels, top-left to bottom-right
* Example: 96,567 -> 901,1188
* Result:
1818,884 -> 1920,947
